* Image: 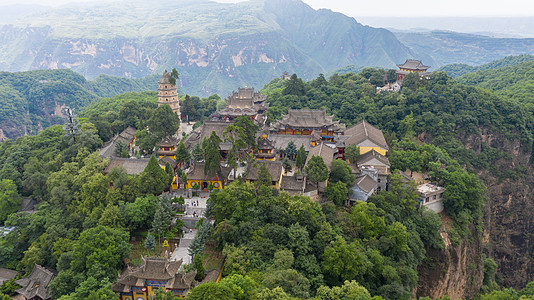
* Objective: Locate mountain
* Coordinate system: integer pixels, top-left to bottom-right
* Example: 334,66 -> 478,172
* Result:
0,0 -> 416,96
394,31 -> 534,69
437,55 -> 534,78
0,69 -> 157,141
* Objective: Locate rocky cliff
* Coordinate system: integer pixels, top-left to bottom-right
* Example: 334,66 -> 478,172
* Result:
416,221 -> 484,299
464,129 -> 534,289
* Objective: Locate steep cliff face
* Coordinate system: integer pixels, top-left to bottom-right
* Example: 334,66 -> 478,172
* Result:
464,129 -> 534,289
416,222 -> 484,299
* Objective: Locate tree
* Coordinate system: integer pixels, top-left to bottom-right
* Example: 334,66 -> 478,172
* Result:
114,139 -> 128,157
187,282 -> 233,300
138,155 -> 168,195
0,179 -> 21,225
322,236 -> 371,286
263,269 -> 310,299
154,287 -> 179,300
107,166 -> 128,189
152,195 -> 174,243
218,274 -> 260,300
326,181 -> 348,206
305,156 -> 329,187
256,162 -> 272,188
181,95 -> 197,121
175,141 -> 190,168
283,74 -> 306,96
192,143 -> 204,162
194,255 -> 206,281
164,162 -> 174,188
295,145 -> 307,171
147,104 -> 180,139
169,68 -> 180,86
144,233 -> 156,253
282,158 -> 292,173
345,145 -> 360,164
234,116 -> 259,150
329,159 -> 355,186
203,132 -> 222,176
285,141 -> 297,160
316,280 -> 372,300
224,125 -> 247,179
188,218 -> 212,258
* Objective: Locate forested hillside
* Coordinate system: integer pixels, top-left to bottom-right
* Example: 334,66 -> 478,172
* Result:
0,69 -> 157,141
455,60 -> 534,104
1,63 -> 534,299
437,55 -> 534,78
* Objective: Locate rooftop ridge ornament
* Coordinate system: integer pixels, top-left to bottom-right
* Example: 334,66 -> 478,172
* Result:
62,107 -> 81,143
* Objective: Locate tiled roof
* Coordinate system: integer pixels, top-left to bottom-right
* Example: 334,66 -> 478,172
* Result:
357,149 -> 390,167
267,134 -> 313,152
184,121 -> 232,149
171,271 -> 197,289
187,162 -> 225,181
305,143 -> 337,169
157,136 -> 179,147
245,161 -> 283,181
343,120 -> 389,150
103,158 -> 150,175
271,109 -> 342,130
396,59 -> 430,71
159,156 -> 178,169
355,174 -> 378,194
15,264 -> 55,300
0,268 -> 17,284
280,175 -> 305,191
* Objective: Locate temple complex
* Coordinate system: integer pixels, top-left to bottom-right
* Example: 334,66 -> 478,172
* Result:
396,59 -> 430,81
216,87 -> 268,123
157,70 -> 181,118
269,109 -> 343,142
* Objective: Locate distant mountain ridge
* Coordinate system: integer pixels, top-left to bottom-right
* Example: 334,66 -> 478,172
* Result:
0,0 -> 533,96
0,0 -> 416,96
436,55 -> 534,78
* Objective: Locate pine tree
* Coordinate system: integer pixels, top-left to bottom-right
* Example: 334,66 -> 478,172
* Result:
285,141 -> 297,160
181,95 -> 197,121
282,157 -> 292,173
144,233 -> 156,253
114,139 -> 129,157
138,155 -> 168,195
192,143 -> 204,162
256,162 -> 272,188
193,255 -> 206,281
175,141 -> 190,168
202,132 -> 222,176
305,155 -> 329,188
296,145 -> 307,171
188,219 -> 211,258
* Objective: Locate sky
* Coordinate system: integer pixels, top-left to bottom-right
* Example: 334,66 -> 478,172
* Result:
0,0 -> 533,17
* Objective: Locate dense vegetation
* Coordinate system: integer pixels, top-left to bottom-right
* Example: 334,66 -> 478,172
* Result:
456,60 -> 534,105
0,69 -> 157,141
2,57 -> 534,299
437,54 -> 534,78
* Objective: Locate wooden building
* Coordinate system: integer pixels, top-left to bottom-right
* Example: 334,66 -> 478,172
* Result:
245,161 -> 284,189
15,264 -> 55,300
156,136 -> 179,161
255,137 -> 276,161
396,59 -> 430,82
216,87 -> 269,122
186,162 -> 230,191
113,257 -> 196,300
269,109 -> 343,142
338,120 -> 389,157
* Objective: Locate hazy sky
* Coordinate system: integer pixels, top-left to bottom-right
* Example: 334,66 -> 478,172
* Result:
0,0 -> 533,17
